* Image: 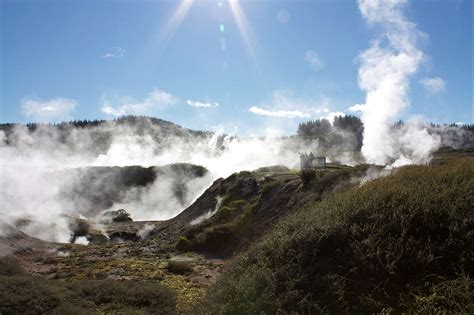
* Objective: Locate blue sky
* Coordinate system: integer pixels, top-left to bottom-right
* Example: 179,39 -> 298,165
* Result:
1,0 -> 472,135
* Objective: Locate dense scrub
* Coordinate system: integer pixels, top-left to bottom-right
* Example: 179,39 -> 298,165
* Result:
0,257 -> 176,314
205,160 -> 474,313
176,166 -> 364,256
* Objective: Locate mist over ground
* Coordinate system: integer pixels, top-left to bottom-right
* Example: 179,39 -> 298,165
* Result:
0,115 -> 472,243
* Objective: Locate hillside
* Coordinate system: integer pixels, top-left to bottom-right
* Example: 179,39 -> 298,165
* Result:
0,116 -> 229,163
0,116 -> 213,140
1,163 -> 211,246
0,151 -> 472,313
205,158 -> 474,313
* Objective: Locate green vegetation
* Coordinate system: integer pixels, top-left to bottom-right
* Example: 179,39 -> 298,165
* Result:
3,149 -> 471,313
166,260 -> 194,275
0,256 -> 25,276
178,199 -> 251,253
178,166 -> 364,257
0,257 -> 176,314
298,169 -> 317,189
204,160 -> 474,313
254,165 -> 291,173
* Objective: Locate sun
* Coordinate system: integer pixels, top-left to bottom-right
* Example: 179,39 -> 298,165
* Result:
161,0 -> 259,70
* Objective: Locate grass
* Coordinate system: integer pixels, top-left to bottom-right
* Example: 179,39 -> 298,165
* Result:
204,159 -> 474,313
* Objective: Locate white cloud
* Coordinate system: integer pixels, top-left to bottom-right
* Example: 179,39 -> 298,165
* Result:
420,77 -> 446,94
249,106 -> 310,118
101,89 -> 177,117
276,9 -> 290,24
186,100 -> 219,108
248,91 -> 343,120
21,97 -> 77,122
103,47 -> 126,58
305,50 -> 324,72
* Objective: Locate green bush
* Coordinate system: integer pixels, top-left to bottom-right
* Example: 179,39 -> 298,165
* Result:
0,258 -> 176,315
0,257 -> 25,276
399,274 -> 473,313
176,235 -> 192,251
212,200 -> 246,224
298,169 -> 317,189
195,224 -> 235,251
73,280 -> 176,313
178,199 -> 250,253
0,276 -> 64,314
254,165 -> 290,173
205,160 -> 474,313
166,260 -> 193,275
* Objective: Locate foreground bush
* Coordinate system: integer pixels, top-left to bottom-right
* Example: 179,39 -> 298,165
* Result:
205,160 -> 474,313
0,258 -> 176,314
166,260 -> 193,275
0,256 -> 24,276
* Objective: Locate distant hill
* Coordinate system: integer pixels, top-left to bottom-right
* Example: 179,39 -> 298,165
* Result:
0,115 -> 211,138
0,116 -> 229,160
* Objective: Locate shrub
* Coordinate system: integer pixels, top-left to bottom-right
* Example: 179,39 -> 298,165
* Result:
254,165 -> 290,173
194,224 -> 235,252
0,258 -> 177,315
298,169 -> 317,188
178,199 -> 249,254
166,260 -> 193,275
176,236 -> 191,251
0,257 -> 24,276
399,274 -> 474,313
73,280 -> 176,313
205,160 -> 474,313
0,276 -> 63,314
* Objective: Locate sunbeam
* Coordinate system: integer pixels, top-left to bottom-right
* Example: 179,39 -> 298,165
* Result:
228,0 -> 261,73
160,0 -> 195,42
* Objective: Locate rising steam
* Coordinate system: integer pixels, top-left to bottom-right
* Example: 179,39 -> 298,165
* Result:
350,0 -> 441,166
0,118 -> 332,243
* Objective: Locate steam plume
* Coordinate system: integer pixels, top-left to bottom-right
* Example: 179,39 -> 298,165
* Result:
351,0 -> 440,166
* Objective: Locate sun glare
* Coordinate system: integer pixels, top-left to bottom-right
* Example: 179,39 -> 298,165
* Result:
161,0 -> 260,72
160,0 -> 195,42
228,0 -> 260,72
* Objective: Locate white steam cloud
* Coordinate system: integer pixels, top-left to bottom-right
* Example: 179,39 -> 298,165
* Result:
1,118 -> 338,243
101,89 -> 177,117
190,196 -> 223,226
351,0 -> 440,166
21,97 -> 76,122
